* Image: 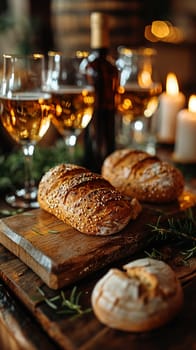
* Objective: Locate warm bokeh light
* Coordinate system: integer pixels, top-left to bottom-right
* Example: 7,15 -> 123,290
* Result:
162,26 -> 185,43
144,25 -> 159,42
144,20 -> 184,43
144,97 -> 159,117
138,70 -> 152,88
151,21 -> 170,38
188,95 -> 196,112
166,73 -> 179,96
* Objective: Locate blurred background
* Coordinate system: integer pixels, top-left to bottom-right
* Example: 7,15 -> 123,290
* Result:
0,0 -> 195,91
0,0 -> 195,152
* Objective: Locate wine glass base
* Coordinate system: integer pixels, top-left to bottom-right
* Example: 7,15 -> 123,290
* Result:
5,187 -> 39,209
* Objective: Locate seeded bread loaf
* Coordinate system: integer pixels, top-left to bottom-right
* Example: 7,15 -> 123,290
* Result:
101,149 -> 184,203
91,258 -> 184,332
38,163 -> 142,235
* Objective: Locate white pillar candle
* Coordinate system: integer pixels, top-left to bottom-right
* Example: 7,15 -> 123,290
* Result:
158,73 -> 185,143
174,95 -> 196,163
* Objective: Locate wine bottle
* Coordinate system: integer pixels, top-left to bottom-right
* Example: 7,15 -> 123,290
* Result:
83,12 -> 119,173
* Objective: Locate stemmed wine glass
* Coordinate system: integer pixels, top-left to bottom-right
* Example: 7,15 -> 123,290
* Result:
44,51 -> 95,162
115,47 -> 162,154
0,53 -> 52,208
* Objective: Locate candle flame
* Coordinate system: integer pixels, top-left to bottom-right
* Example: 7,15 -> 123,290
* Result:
166,73 -> 179,95
188,95 -> 196,112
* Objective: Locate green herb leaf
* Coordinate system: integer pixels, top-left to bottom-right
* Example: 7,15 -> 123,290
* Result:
48,230 -> 60,234
0,139 -> 84,194
0,208 -> 24,217
145,208 -> 196,264
37,286 -> 92,318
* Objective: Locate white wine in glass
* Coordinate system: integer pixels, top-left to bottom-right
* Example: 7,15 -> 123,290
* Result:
0,53 -> 52,208
44,52 -> 95,162
116,47 -> 162,154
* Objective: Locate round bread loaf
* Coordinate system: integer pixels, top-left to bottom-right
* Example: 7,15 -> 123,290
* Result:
91,258 -> 183,332
101,149 -> 184,203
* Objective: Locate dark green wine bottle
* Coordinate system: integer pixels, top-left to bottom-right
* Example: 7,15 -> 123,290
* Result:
83,12 -> 118,173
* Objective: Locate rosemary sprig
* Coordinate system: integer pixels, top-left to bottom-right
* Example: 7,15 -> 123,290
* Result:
47,230 -> 60,234
37,286 -> 92,318
181,245 -> 196,261
147,209 -> 196,244
144,248 -> 164,260
32,228 -> 45,236
0,208 -> 24,217
145,208 -> 196,263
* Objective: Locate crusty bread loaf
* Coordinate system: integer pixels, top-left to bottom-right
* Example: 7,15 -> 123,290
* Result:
38,163 -> 142,235
91,258 -> 184,332
101,149 -> 184,203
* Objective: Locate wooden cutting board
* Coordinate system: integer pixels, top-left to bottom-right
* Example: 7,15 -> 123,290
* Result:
0,191 -> 195,290
0,207 -> 150,289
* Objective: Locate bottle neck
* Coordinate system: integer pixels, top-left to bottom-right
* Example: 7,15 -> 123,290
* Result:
90,12 -> 110,50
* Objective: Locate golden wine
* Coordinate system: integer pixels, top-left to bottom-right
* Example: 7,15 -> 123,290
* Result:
0,92 -> 52,144
50,87 -> 95,136
116,83 -> 162,121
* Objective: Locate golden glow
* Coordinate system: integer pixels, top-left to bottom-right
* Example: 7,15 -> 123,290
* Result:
10,108 -> 16,125
83,95 -> 94,104
118,86 -> 125,94
56,104 -> 62,116
162,26 -> 184,43
76,50 -> 89,58
122,114 -> 134,124
33,53 -> 44,59
188,95 -> 196,112
123,98 -> 133,110
138,69 -> 152,88
151,21 -> 170,38
144,21 -> 184,44
144,97 -> 159,117
82,89 -> 95,105
179,191 -> 196,209
81,110 -> 93,128
144,25 -> 159,42
166,73 -> 179,96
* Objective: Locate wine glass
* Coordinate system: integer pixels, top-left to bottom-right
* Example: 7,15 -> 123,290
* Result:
115,47 -> 162,154
44,51 -> 95,162
0,53 -> 52,208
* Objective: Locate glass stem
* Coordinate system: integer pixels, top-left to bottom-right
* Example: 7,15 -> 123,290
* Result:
64,134 -> 77,163
22,143 -> 36,196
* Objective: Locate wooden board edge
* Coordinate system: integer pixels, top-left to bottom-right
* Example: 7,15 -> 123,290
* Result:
0,220 -> 58,289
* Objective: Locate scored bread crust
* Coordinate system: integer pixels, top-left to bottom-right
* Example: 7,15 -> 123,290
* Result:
101,149 -> 184,203
37,163 -> 142,235
91,258 -> 184,332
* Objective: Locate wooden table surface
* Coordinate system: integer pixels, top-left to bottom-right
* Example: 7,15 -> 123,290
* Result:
0,145 -> 195,350
0,270 -> 195,350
